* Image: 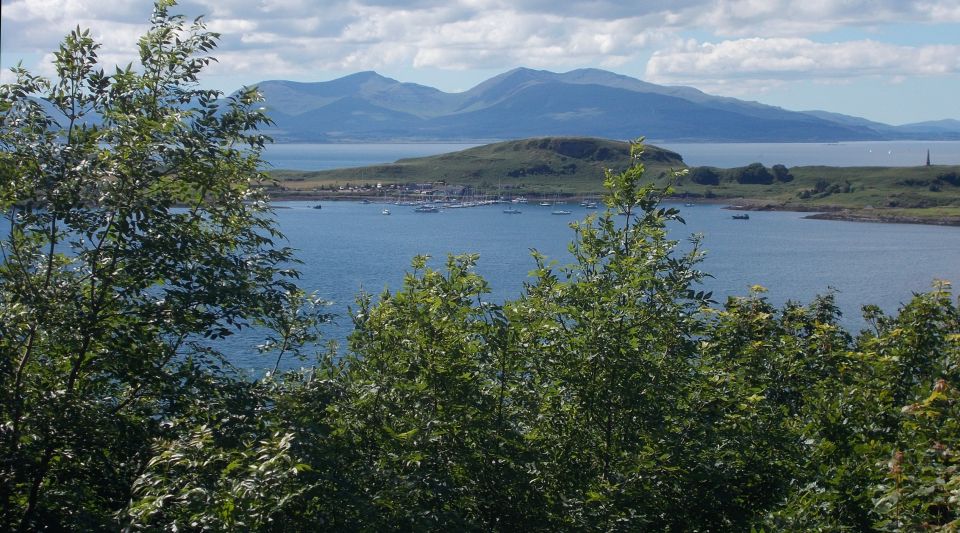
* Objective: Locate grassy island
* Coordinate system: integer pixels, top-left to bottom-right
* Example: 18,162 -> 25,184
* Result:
269,137 -> 960,225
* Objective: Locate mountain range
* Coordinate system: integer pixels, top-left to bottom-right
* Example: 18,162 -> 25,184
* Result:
252,68 -> 960,143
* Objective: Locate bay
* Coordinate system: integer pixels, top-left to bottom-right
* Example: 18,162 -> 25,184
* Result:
8,139 -> 960,372
211,200 -> 960,371
255,139 -> 960,368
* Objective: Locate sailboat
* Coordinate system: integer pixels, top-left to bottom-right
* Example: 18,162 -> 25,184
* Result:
551,191 -> 571,215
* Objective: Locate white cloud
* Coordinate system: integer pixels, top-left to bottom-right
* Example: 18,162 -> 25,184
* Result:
2,0 -> 958,96
206,18 -> 259,35
2,0 -> 144,23
681,0 -> 960,37
919,0 -> 960,20
645,37 -> 960,95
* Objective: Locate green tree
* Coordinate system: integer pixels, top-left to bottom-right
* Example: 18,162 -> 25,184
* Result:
735,162 -> 775,184
690,165 -> 721,185
511,142 -> 757,529
772,163 -> 794,182
0,1 -> 323,529
333,253 -> 543,529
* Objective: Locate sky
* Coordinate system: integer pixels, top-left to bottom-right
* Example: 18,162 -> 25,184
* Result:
1,0 -> 958,125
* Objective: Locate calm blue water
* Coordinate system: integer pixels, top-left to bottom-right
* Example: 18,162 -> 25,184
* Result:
261,141 -> 960,170
4,200 -> 958,371
7,140 -> 960,371
210,200 -> 960,371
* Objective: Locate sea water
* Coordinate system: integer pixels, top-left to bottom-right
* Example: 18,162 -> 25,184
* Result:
6,141 -> 960,371
208,200 -> 960,371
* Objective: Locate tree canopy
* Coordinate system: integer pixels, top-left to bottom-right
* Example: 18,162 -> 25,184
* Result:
2,2 -> 959,531
0,1 -> 324,528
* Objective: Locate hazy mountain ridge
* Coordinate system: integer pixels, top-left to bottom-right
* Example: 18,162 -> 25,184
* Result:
253,68 -> 960,143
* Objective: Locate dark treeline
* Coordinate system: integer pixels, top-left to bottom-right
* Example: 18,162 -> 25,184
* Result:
2,3 -> 959,531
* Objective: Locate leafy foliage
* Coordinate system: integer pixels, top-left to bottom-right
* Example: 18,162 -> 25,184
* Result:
772,163 -> 794,182
690,165 -> 721,185
734,162 -> 776,184
0,2 -> 325,529
3,5 -> 960,531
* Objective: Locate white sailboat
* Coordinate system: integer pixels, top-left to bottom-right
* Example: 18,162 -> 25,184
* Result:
551,192 -> 571,215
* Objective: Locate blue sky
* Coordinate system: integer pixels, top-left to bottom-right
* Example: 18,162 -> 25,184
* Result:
2,0 -> 958,125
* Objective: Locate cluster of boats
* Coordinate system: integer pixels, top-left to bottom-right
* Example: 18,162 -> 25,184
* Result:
368,196 -> 600,215
332,198 -> 750,220
500,196 -> 598,215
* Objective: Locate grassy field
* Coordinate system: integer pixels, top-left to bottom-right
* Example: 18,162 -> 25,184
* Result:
267,137 -> 960,224
671,165 -> 960,208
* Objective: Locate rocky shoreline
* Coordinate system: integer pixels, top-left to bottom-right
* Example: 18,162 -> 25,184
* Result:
269,191 -> 960,227
721,202 -> 960,227
801,211 -> 960,226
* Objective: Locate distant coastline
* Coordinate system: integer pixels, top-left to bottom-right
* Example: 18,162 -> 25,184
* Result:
262,140 -> 960,172
266,193 -> 960,228
803,211 -> 960,226
265,137 -> 960,227
720,202 -> 960,227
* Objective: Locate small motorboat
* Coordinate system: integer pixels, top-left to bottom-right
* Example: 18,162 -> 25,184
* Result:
732,213 -> 750,220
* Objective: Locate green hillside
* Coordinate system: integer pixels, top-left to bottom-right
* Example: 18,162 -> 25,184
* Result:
667,164 -> 960,224
270,137 -> 684,196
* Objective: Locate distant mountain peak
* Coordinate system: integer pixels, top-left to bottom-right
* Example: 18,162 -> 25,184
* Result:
249,67 -> 959,142
341,70 -> 395,82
